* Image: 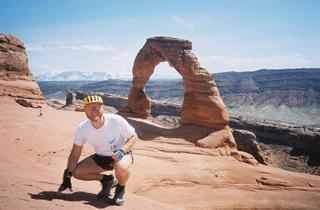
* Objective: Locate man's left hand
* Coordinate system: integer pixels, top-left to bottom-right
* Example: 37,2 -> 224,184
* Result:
112,149 -> 125,161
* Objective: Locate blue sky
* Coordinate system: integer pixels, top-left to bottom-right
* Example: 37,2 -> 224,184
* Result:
1,0 -> 319,78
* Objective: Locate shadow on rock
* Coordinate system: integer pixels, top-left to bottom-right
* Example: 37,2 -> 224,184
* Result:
29,191 -> 113,209
126,117 -> 217,144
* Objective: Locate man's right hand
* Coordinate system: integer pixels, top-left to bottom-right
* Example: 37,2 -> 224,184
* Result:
56,169 -> 73,196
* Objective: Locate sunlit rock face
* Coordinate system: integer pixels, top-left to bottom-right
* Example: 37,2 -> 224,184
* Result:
127,36 -> 229,128
0,33 -> 44,108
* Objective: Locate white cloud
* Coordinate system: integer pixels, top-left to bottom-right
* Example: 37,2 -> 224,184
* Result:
169,15 -> 195,32
26,45 -> 48,52
26,44 -> 115,52
201,54 -> 312,72
78,45 -> 115,52
28,48 -> 136,75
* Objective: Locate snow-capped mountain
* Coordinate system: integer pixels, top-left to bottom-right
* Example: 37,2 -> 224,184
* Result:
34,71 -> 133,81
34,71 -> 180,81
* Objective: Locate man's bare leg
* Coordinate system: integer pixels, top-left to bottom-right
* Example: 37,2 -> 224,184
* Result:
112,154 -> 133,205
73,156 -> 115,198
72,156 -> 105,180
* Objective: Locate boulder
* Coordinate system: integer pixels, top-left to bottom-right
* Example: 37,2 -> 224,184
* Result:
232,129 -> 267,165
196,127 -> 236,149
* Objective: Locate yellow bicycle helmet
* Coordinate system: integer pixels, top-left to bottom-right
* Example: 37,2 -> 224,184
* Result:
83,95 -> 104,107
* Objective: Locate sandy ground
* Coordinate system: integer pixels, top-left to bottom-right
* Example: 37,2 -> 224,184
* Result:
1,96 -> 320,210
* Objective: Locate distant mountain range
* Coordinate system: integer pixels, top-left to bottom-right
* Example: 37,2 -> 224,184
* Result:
213,68 -> 320,126
37,68 -> 320,126
34,71 -> 179,81
34,71 -> 132,81
214,68 -> 320,108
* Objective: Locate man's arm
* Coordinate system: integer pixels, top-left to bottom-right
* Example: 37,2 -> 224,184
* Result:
57,143 -> 83,196
67,143 -> 83,172
121,132 -> 138,153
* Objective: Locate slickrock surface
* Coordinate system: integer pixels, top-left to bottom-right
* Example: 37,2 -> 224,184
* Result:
1,96 -> 319,210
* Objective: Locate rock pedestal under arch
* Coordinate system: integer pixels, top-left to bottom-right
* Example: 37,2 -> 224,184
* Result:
127,36 -> 229,129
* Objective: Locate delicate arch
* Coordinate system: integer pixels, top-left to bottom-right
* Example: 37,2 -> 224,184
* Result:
127,36 -> 229,128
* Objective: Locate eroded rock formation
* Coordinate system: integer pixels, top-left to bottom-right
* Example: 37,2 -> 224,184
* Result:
127,36 -> 228,129
0,33 -> 44,107
232,129 -> 267,164
65,89 -> 75,106
125,37 -> 239,156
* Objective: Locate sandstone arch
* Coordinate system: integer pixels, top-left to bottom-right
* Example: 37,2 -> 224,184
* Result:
127,36 -> 229,129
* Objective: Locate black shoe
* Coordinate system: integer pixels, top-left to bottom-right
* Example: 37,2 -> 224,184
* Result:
98,174 -> 116,198
112,184 -> 125,206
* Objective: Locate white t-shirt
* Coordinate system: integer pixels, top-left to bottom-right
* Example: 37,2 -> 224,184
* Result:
74,113 -> 135,156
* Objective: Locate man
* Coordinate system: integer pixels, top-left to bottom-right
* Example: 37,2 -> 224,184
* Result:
57,95 -> 137,206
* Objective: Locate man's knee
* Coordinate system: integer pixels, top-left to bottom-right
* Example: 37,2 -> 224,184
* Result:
114,163 -> 129,175
72,167 -> 84,180
114,156 -> 132,174
115,166 -> 130,182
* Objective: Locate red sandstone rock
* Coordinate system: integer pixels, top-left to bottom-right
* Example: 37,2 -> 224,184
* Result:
196,127 -> 236,148
126,36 -> 234,151
127,36 -> 229,128
232,129 -> 267,165
0,33 -> 44,107
1,93 -> 319,210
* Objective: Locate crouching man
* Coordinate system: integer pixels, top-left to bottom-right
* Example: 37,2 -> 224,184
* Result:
57,95 -> 137,206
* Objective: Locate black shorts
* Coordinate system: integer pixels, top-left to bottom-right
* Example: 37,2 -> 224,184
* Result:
90,152 -> 134,171
90,154 -> 114,170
